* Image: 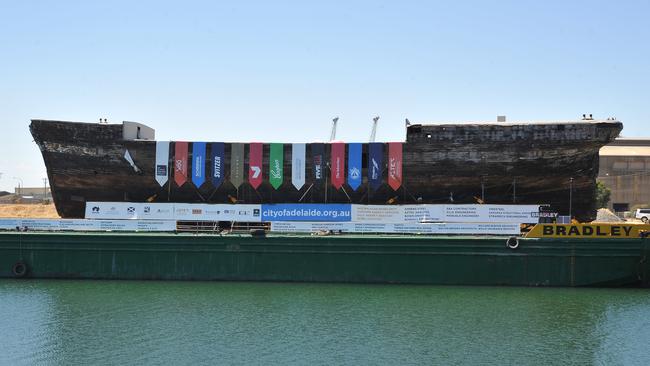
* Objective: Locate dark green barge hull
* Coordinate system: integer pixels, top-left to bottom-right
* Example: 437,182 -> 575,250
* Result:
1,232 -> 649,287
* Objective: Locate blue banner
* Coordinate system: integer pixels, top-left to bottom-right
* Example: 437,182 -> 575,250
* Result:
211,142 -> 225,188
311,143 -> 325,182
192,142 -> 206,187
347,143 -> 362,190
261,204 -> 351,222
368,143 -> 383,190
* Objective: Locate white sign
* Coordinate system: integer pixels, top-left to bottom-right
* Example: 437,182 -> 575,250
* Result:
270,221 -> 521,235
85,202 -> 140,219
86,202 -> 262,222
0,219 -> 176,232
351,204 -> 539,224
173,204 -> 261,222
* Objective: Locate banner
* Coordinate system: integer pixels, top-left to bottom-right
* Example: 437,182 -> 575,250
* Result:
291,143 -> 306,190
249,142 -> 263,189
388,142 -> 402,191
368,142 -> 383,190
347,143 -> 362,191
0,219 -> 176,232
85,202 -> 140,219
192,142 -> 206,187
211,142 -> 225,188
269,143 -> 283,189
270,222 -> 521,235
138,203 -> 175,219
350,204 -> 541,223
261,204 -> 352,222
331,142 -> 345,189
312,143 -> 325,182
174,141 -> 189,187
155,141 -> 170,187
230,143 -> 245,188
526,223 -> 650,239
173,204 -> 261,222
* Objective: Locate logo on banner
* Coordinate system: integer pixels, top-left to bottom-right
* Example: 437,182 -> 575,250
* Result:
271,161 -> 282,179
213,157 -> 221,178
350,167 -> 360,180
314,157 -> 322,179
92,206 -> 100,213
251,166 -> 261,178
144,206 -> 151,213
371,159 -> 379,179
127,207 -> 136,214
156,165 -> 167,176
194,156 -> 202,176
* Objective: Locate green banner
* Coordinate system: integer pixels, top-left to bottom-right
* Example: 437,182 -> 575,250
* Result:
269,143 -> 284,189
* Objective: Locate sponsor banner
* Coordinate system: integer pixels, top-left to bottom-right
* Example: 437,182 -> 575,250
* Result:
262,204 -> 352,222
174,141 -> 189,186
230,143 -> 245,188
269,143 -> 283,189
312,143 -> 325,182
173,203 -> 261,222
138,203 -> 175,220
155,141 -> 170,187
368,142 -> 383,190
192,142 -> 206,187
291,143 -> 306,190
85,202 -> 140,219
347,143 -> 362,191
526,223 -> 650,239
388,142 -> 402,191
351,204 -> 540,224
249,142 -> 263,189
211,142 -> 225,188
270,222 -> 521,235
330,142 -> 345,189
0,219 -> 176,232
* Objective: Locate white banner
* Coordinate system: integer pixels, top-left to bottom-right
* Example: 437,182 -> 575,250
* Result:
270,221 -> 521,235
173,204 -> 262,221
85,202 -> 140,219
0,219 -> 176,232
155,141 -> 170,186
291,143 -> 306,190
352,204 -> 539,224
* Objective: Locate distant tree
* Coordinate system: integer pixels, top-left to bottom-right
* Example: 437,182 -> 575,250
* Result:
595,181 -> 611,209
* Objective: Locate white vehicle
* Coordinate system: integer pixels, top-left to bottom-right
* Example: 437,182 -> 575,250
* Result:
636,208 -> 650,223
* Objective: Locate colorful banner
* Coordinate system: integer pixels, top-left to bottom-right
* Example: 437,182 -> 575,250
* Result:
291,143 -> 306,190
388,142 -> 402,191
230,143 -> 245,188
347,143 -> 362,191
211,142 -> 225,188
312,143 -> 325,182
192,142 -> 206,187
249,142 -> 263,189
155,141 -> 170,187
269,143 -> 284,189
330,142 -> 345,189
261,204 -> 352,222
368,142 -> 383,190
174,141 -> 189,187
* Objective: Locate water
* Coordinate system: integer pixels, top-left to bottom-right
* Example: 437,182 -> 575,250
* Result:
1,280 -> 649,365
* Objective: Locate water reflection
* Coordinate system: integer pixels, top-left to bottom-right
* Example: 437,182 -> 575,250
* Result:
1,280 -> 649,365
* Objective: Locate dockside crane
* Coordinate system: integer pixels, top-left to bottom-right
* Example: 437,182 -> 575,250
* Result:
329,117 -> 339,141
369,116 -> 380,142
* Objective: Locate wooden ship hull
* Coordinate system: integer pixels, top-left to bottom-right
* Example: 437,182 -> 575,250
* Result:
29,119 -> 622,220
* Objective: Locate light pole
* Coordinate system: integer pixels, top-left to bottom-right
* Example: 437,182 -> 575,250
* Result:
12,177 -> 23,195
43,177 -> 48,198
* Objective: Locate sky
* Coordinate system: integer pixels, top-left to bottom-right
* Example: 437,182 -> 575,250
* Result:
0,0 -> 649,192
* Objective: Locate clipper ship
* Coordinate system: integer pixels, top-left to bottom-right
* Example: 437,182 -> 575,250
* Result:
29,118 -> 622,219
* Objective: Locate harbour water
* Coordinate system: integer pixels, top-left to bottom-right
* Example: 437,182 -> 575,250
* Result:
1,280 -> 649,365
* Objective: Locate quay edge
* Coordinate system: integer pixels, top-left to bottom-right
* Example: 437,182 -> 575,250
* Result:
1,232 -> 649,287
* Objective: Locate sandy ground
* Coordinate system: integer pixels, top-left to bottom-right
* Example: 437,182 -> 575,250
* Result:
0,204 -> 60,218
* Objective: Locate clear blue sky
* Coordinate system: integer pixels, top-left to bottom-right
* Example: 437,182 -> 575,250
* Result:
1,0 -> 648,191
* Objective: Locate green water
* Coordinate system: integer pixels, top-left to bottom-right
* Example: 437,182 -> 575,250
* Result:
1,280 -> 649,365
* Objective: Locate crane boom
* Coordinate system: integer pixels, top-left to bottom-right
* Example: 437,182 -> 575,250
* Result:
369,116 -> 380,142
329,117 -> 339,141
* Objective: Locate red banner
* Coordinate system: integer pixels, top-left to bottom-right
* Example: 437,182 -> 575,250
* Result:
174,141 -> 189,186
330,142 -> 345,189
248,142 -> 263,189
388,142 -> 402,191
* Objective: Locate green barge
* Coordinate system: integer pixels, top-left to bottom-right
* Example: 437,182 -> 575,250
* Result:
1,232 -> 649,287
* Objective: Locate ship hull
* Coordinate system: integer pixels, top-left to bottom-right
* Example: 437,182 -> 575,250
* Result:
1,232 -> 648,287
29,119 -> 622,220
